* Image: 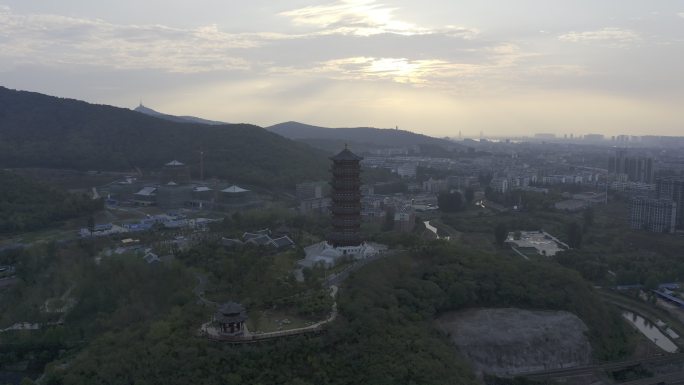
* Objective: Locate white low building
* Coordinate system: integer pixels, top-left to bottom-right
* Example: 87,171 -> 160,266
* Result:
300,241 -> 386,269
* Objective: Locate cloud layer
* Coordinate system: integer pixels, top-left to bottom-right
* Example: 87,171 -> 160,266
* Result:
558,28 -> 641,46
0,0 -> 683,136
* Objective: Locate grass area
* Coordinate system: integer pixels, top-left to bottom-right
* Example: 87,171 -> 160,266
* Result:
270,251 -> 302,276
202,249 -> 306,305
103,207 -> 147,222
515,247 -> 540,259
328,259 -> 356,275
0,227 -> 77,246
428,219 -> 463,242
459,232 -> 498,252
441,206 -> 576,242
8,168 -> 123,191
246,309 -> 315,333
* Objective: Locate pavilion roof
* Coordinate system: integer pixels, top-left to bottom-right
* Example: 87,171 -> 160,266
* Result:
330,148 -> 363,162
216,302 -> 248,323
221,185 -> 249,193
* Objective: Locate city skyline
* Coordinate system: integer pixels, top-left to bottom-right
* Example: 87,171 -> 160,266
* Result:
1,0 -> 683,137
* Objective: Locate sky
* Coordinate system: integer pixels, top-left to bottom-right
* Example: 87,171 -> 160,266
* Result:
0,0 -> 683,137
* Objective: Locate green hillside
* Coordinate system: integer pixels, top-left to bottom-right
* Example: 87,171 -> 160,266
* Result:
267,121 -> 460,150
0,87 -> 328,188
0,170 -> 102,233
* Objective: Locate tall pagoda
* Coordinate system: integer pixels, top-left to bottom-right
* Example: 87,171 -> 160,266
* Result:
327,146 -> 363,247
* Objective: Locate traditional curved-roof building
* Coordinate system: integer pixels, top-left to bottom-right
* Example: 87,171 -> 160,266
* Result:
161,160 -> 191,184
213,302 -> 248,336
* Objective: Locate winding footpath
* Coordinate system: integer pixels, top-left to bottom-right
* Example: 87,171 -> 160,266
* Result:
198,250 -> 396,343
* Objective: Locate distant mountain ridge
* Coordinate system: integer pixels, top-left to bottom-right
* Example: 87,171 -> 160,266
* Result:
267,121 -> 455,149
0,86 -> 328,188
132,104 -> 455,150
134,104 -> 227,125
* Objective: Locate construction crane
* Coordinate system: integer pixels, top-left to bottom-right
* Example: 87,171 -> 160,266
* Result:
195,147 -> 232,182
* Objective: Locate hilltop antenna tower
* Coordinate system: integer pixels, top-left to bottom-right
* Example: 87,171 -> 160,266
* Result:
199,147 -> 205,181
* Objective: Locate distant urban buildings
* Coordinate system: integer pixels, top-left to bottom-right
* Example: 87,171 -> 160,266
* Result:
490,177 -> 509,194
584,134 -> 605,142
296,181 -> 325,200
423,178 -> 449,193
393,206 -> 416,233
630,197 -> 677,233
447,176 -> 479,190
630,177 -> 684,233
555,192 -> 606,212
609,149 -> 654,184
656,177 -> 684,230
396,163 -> 417,178
296,181 -> 331,215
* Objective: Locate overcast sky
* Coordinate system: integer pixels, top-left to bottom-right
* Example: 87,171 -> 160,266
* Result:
1,0 -> 683,137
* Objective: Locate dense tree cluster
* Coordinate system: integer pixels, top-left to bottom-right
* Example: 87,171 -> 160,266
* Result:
34,240 -> 633,384
269,121 -> 454,149
437,191 -> 464,213
178,242 -> 331,318
404,242 -> 632,360
553,202 -> 684,286
494,223 -> 508,247
0,170 -> 102,233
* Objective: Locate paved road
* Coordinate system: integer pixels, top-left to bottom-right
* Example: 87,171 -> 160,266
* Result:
203,250 -> 401,343
203,285 -> 340,343
193,272 -> 216,306
523,353 -> 684,380
0,276 -> 19,289
622,371 -> 684,385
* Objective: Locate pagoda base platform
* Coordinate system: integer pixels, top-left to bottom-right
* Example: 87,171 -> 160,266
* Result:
298,241 -> 387,272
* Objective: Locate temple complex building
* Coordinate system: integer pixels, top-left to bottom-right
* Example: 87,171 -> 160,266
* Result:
298,147 -> 385,272
161,160 -> 191,184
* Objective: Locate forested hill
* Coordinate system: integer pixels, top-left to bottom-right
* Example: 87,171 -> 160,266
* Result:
0,87 -> 328,188
133,104 -> 227,125
0,170 -> 102,233
267,121 -> 458,149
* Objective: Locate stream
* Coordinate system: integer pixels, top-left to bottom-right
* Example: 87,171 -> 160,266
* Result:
622,311 -> 678,353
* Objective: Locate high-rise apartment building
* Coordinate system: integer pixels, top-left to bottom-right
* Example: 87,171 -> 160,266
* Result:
630,197 -> 677,233
657,177 -> 684,230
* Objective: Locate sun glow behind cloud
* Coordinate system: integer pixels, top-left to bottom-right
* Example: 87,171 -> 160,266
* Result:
0,0 -> 683,136
281,0 -> 427,36
312,57 -> 453,84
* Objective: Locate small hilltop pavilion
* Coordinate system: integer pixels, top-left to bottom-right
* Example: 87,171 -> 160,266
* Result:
213,302 -> 248,337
